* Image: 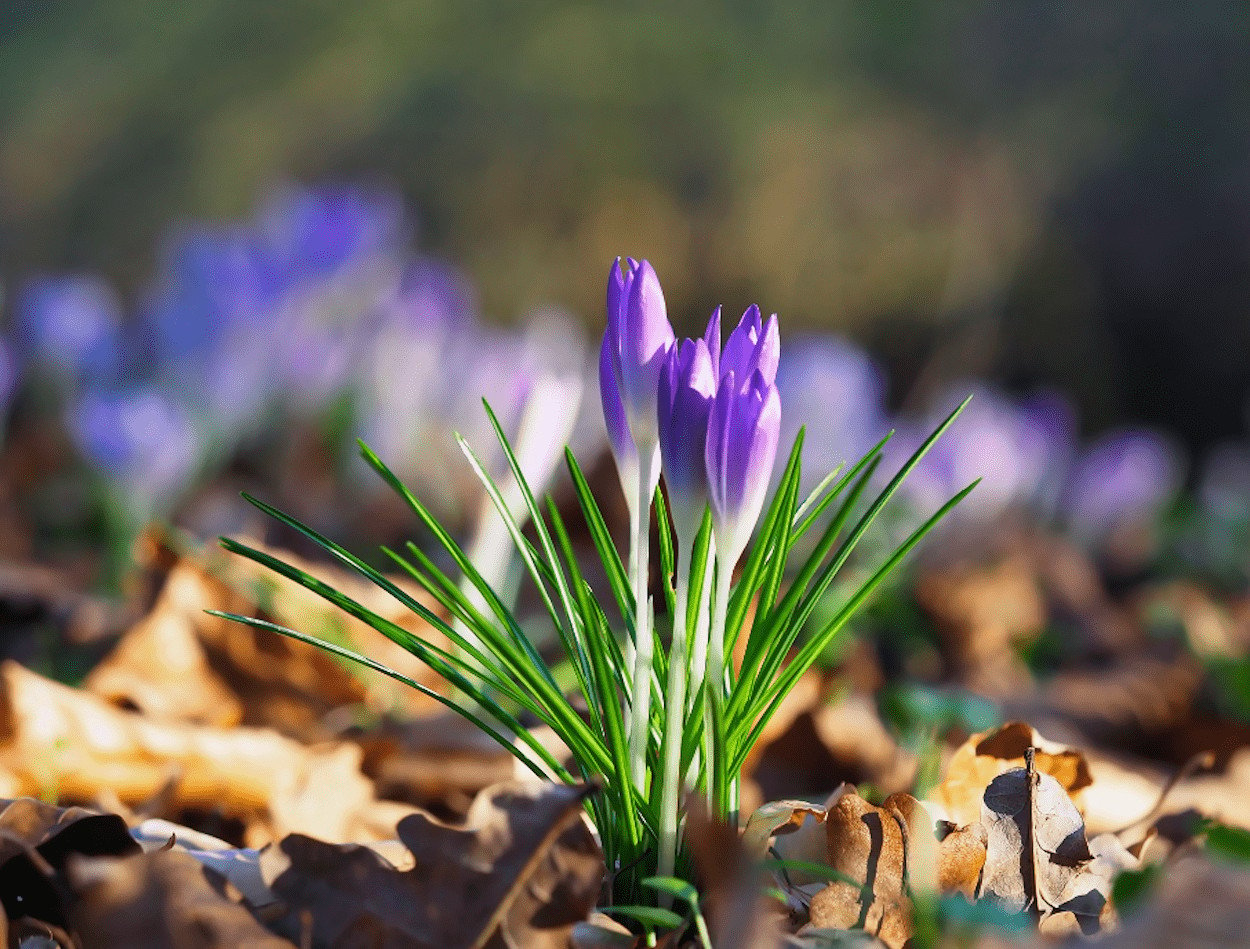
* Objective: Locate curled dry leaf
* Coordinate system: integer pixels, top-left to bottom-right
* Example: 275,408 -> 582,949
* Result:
85,559 -> 245,728
0,661 -> 378,846
743,799 -> 829,859
0,797 -> 139,929
976,753 -> 1124,936
570,912 -> 637,949
260,780 -> 603,949
930,721 -> 1092,828
65,849 -> 295,949
934,822 -> 987,899
808,792 -> 924,949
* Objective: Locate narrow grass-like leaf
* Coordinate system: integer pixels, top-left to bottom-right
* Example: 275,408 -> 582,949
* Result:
723,434 -> 806,646
730,458 -> 879,722
789,430 -> 891,543
228,494 -> 612,778
207,610 -> 567,782
357,442 -> 559,691
566,449 -> 632,624
732,480 -> 978,773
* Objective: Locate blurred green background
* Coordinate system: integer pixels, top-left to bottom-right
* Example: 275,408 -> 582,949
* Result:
2,1 -> 1248,451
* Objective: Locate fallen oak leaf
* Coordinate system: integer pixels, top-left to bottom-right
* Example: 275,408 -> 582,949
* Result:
261,780 -> 602,949
933,822 -> 986,899
930,721 -> 1092,829
743,799 -> 830,860
65,849 -> 295,948
684,799 -> 787,949
807,792 -> 930,949
0,797 -> 139,929
84,559 -> 244,728
977,748 -> 1122,936
0,661 -> 377,846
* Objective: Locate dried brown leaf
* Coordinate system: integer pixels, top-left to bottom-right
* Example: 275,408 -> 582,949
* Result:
0,662 -> 377,846
65,849 -> 295,948
976,752 -> 1123,936
261,780 -> 602,949
808,792 -> 927,949
930,721 -> 1092,828
685,801 -> 787,949
743,800 -> 829,859
85,560 -> 244,728
0,797 -> 140,929
570,913 -> 637,948
934,823 -> 986,899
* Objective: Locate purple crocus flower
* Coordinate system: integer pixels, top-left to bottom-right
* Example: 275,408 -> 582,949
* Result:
69,386 -> 199,511
16,275 -> 123,385
600,333 -> 638,484
1062,428 -> 1183,540
601,258 -> 675,454
775,335 -> 886,495
705,365 -> 783,564
719,304 -> 779,387
658,335 -> 717,537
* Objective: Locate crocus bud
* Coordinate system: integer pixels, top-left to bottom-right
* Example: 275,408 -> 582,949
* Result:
600,332 -> 637,473
603,258 -> 675,450
719,304 -> 779,387
703,305 -> 722,379
658,336 -> 717,538
705,367 -> 782,564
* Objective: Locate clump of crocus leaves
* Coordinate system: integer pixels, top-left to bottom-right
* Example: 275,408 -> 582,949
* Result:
216,258 -> 972,907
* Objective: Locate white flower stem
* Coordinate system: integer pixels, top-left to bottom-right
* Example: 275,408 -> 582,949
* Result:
684,539 -> 715,786
626,469 -> 654,792
622,489 -> 641,674
704,547 -> 733,817
656,549 -> 693,889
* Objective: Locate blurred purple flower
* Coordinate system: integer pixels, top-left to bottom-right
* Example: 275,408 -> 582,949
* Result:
69,387 -> 199,509
15,275 -> 123,385
894,386 -> 1075,523
658,334 -> 717,536
258,183 -> 407,280
775,335 -> 887,492
1062,427 -> 1183,538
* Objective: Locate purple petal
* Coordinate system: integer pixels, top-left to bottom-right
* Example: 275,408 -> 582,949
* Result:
599,331 -> 635,467
606,258 -> 626,342
703,306 -> 722,379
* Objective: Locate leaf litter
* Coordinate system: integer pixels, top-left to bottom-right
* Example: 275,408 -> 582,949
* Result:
3,530 -> 1250,945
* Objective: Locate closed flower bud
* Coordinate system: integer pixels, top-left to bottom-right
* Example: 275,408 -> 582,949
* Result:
658,335 -> 717,537
601,258 -> 675,453
705,366 -> 782,564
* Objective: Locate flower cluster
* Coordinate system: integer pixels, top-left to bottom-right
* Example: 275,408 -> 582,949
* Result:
601,260 -> 782,566
598,257 -> 783,877
6,183 -> 594,554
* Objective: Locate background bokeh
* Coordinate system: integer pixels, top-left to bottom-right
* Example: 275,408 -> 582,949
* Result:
1,1 -> 1248,586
